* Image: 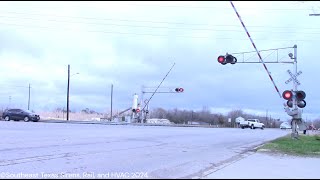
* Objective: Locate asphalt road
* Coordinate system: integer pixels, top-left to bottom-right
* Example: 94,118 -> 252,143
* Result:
0,121 -> 290,179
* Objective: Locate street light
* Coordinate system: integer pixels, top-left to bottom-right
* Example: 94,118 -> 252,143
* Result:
67,64 -> 79,121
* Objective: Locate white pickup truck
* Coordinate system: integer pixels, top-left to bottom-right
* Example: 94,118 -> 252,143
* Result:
240,119 -> 265,129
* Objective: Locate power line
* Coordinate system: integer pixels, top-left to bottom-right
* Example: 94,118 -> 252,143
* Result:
120,2 -> 312,11
0,11 -> 319,30
0,21 -> 319,42
0,2 -> 312,11
1,15 -> 320,34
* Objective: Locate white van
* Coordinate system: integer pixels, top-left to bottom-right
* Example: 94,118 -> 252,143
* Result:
280,122 -> 291,129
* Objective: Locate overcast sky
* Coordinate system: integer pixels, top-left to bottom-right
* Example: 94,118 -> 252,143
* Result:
0,1 -> 319,121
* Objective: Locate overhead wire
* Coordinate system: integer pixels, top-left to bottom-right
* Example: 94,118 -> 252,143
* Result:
0,10 -> 319,30
0,22 -> 318,42
1,14 -> 320,35
0,2 -> 312,11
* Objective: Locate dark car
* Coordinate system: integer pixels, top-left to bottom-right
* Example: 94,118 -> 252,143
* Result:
2,109 -> 40,122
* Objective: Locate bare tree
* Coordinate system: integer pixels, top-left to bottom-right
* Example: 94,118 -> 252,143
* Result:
150,108 -> 167,119
217,114 -> 225,126
227,109 -> 244,127
312,118 -> 320,129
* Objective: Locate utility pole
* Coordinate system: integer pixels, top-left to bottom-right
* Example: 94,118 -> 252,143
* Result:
28,83 -> 31,110
140,85 -> 144,123
191,110 -> 194,121
67,64 -> 70,121
266,109 -> 268,127
8,96 -> 11,108
110,84 -> 113,121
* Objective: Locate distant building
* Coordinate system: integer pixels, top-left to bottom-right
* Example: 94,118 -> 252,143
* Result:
235,116 -> 245,123
187,121 -> 210,125
146,118 -> 171,124
235,116 -> 245,128
188,121 -> 200,125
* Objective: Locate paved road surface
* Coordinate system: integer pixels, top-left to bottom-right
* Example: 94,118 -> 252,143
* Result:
0,121 -> 289,179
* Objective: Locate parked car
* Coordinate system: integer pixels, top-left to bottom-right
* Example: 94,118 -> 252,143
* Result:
2,109 -> 40,122
280,122 -> 291,129
308,124 -> 316,131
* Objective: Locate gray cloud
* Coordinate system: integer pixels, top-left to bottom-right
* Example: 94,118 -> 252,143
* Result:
0,1 -> 318,121
0,30 -> 43,58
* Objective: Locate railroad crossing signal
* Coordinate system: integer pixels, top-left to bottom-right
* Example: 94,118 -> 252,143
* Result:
217,54 -> 237,65
285,70 -> 302,85
282,90 -> 306,108
175,88 -> 184,93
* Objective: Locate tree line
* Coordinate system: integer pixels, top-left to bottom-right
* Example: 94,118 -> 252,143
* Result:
148,107 -> 286,128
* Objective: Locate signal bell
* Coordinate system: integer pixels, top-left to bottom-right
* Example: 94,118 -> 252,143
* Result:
282,90 -> 306,108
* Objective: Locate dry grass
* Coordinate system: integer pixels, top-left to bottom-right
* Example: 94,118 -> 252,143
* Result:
39,111 -> 106,121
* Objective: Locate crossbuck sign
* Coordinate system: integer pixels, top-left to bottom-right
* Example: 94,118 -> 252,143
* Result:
285,70 -> 302,86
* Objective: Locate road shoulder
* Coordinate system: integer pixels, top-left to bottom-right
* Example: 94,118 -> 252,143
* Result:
203,150 -> 320,179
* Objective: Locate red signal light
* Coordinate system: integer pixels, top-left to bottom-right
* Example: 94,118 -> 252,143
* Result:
284,92 -> 291,99
282,90 -> 293,100
218,56 -> 225,63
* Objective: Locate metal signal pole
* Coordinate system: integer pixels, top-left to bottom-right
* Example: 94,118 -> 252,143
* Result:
291,45 -> 299,138
67,64 -> 70,121
293,45 -> 298,109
